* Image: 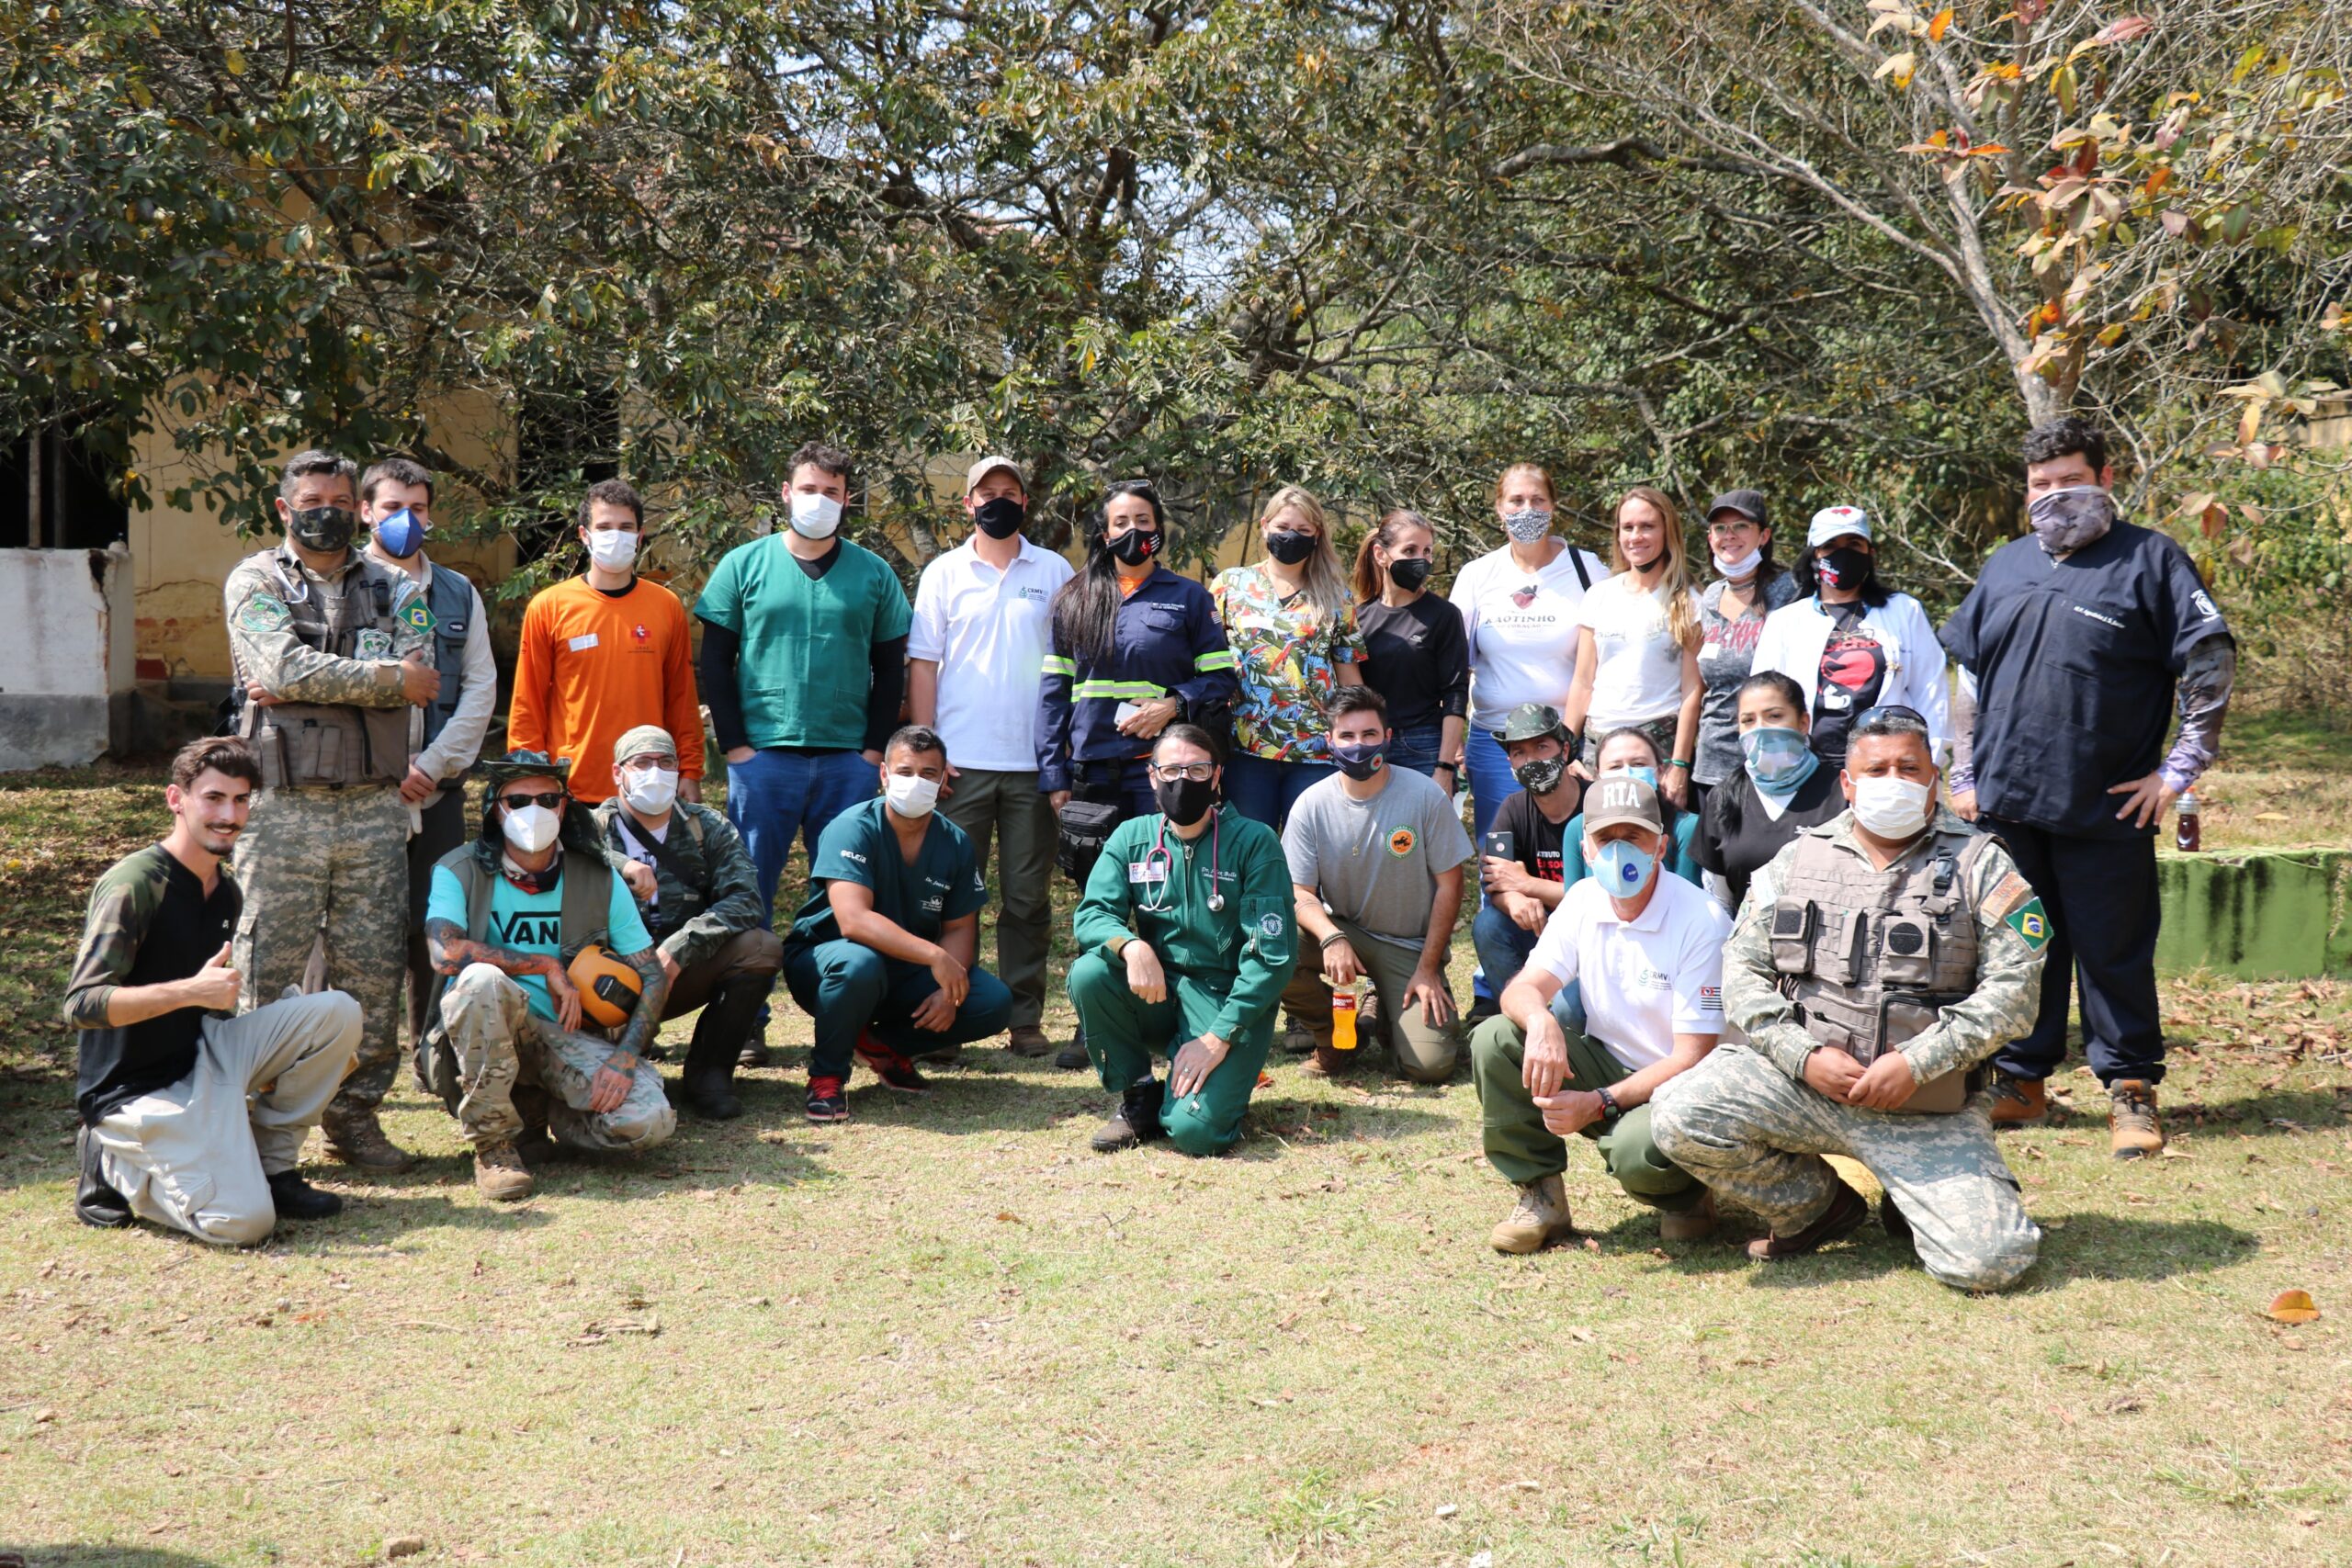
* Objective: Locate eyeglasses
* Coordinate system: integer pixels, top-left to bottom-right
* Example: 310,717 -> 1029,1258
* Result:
499,791 -> 565,810
1705,518 -> 1759,536
1150,762 -> 1216,784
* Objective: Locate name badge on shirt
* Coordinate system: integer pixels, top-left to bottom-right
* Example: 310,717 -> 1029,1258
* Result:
1128,860 -> 1167,883
569,632 -> 600,652
355,629 -> 392,660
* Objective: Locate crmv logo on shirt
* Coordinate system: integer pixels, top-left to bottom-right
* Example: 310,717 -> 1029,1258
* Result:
492,911 -> 563,947
1634,964 -> 1670,991
1017,585 -> 1050,603
2070,604 -> 2126,629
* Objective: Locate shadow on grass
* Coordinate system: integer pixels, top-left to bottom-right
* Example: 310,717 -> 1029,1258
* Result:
1233,1095 -> 1453,1157
1,1550 -> 227,1568
2143,1087 -> 2347,1138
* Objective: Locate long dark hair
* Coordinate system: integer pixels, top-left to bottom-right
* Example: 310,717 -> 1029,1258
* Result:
1352,508 -> 1434,604
1791,541 -> 1891,607
1589,724 -> 1681,840
1051,479 -> 1164,666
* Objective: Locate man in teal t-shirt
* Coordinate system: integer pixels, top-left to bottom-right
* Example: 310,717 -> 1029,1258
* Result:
780,726 -> 1014,1122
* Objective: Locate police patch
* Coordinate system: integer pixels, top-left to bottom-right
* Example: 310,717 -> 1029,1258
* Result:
2006,897 -> 2052,952
1386,827 -> 1416,857
238,593 -> 291,633
402,599 -> 437,635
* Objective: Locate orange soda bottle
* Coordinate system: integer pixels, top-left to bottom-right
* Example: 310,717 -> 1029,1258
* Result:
1331,990 -> 1359,1051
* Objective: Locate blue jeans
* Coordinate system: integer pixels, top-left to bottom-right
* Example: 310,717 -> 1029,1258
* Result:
1472,902 -> 1584,1035
727,747 -> 879,923
1386,720 -> 1445,777
1464,727 -> 1513,844
1223,751 -> 1333,830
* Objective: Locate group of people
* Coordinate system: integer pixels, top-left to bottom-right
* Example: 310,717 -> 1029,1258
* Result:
64,417 -> 2233,1295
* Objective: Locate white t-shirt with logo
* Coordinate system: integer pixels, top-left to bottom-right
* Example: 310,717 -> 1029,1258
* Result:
909,536 -> 1076,773
1525,869 -> 1729,1070
1451,542 -> 1612,731
1577,573 -> 1701,731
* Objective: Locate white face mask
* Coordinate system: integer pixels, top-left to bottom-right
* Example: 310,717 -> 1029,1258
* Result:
789,491 -> 843,539
885,772 -> 941,819
1849,774 -> 1934,839
1712,545 -> 1763,579
502,802 -> 561,853
584,528 -> 639,572
621,765 -> 678,815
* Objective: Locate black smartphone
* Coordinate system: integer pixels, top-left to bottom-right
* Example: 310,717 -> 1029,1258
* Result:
1483,830 -> 1515,861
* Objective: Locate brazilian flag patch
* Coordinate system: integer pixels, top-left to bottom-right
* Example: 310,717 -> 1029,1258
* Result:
401,599 -> 436,635
2007,897 -> 2052,952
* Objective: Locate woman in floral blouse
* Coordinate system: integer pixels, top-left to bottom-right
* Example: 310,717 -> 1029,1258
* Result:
1211,485 -> 1366,829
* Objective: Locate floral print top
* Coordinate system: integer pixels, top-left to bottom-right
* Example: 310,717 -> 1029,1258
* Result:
1211,564 -> 1367,761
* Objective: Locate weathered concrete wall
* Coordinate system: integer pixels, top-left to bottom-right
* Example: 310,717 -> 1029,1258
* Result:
0,544 -> 134,770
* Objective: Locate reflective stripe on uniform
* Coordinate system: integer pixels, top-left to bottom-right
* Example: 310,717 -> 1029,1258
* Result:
1193,649 -> 1237,671
1073,679 -> 1169,701
1042,654 -> 1079,677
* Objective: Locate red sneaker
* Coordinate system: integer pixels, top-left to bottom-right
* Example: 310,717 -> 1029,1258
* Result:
805,1075 -> 851,1123
854,1033 -> 932,1096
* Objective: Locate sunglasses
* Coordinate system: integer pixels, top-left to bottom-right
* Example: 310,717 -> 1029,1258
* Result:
1853,705 -> 1926,728
499,791 -> 565,810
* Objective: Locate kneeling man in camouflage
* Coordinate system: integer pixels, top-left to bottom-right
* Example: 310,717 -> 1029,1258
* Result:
420,750 -> 674,1201
1650,705 -> 2047,1292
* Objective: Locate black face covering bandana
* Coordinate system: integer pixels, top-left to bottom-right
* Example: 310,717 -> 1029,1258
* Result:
1511,755 -> 1567,795
1263,529 -> 1317,566
1817,546 -> 1871,593
288,505 -> 357,553
974,496 -> 1027,540
1109,527 -> 1160,567
1386,557 -> 1434,592
1154,774 -> 1215,828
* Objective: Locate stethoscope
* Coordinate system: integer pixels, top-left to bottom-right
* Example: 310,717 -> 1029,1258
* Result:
1137,808 -> 1226,914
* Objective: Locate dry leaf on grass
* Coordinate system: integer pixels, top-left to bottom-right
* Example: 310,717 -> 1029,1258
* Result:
2267,1289 -> 2321,1324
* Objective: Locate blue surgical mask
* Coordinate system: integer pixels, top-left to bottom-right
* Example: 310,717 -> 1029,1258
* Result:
1603,762 -> 1659,793
372,507 -> 426,559
1592,838 -> 1657,895
1741,727 -> 1819,797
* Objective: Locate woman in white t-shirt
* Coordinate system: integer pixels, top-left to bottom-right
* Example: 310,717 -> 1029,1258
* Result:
1562,486 -> 1702,807
1450,461 -> 1611,844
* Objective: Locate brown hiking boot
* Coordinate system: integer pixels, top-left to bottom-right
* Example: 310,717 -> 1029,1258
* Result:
1747,1179 -> 1870,1261
1989,1071 -> 2049,1128
1488,1175 -> 1573,1254
1659,1190 -> 1717,1242
2109,1079 -> 2164,1160
1007,1024 -> 1054,1058
473,1141 -> 535,1201
1299,1043 -> 1349,1077
320,1110 -> 414,1172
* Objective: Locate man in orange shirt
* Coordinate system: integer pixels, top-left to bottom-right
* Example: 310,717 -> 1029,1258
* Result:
509,479 -> 707,805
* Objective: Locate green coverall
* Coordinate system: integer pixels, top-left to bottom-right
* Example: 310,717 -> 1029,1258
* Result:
1069,804 -> 1294,1156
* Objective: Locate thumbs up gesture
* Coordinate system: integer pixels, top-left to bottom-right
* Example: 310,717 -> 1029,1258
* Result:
185,942 -> 243,1012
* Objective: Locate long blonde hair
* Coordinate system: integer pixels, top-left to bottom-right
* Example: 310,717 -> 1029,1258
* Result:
1254,484 -> 1350,621
1612,485 -> 1699,649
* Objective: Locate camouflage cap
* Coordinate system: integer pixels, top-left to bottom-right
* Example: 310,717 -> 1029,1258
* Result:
477,749 -> 571,790
610,725 -> 678,767
1491,702 -> 1566,745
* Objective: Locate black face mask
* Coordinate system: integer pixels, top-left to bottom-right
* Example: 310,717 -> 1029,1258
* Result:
1109,527 -> 1160,568
1512,755 -> 1567,795
288,505 -> 357,553
1264,529 -> 1316,566
1817,546 -> 1872,594
1386,557 -> 1434,592
1154,774 -> 1215,828
974,496 -> 1027,540
1330,739 -> 1386,782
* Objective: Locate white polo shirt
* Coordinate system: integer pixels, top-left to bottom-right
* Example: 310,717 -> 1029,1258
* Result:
1525,869 -> 1729,1070
909,536 -> 1076,773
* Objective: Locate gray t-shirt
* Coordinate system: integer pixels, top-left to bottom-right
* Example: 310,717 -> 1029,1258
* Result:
1283,766 -> 1476,952
1694,569 -> 1802,786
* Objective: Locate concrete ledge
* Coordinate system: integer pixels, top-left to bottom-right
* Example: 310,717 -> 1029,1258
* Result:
2157,848 -> 2352,979
0,693 -> 111,771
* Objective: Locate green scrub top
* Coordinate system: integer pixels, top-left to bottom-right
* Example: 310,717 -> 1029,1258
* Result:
785,797 -> 988,952
694,536 -> 913,751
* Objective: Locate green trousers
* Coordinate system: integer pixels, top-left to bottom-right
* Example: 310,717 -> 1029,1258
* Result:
1068,951 -> 1276,1156
1467,1013 -> 1702,1211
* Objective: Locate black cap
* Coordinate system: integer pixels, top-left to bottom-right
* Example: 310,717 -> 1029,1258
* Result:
1707,489 -> 1768,528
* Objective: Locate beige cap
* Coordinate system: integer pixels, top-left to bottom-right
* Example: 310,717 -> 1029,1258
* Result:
965,456 -> 1026,495
1582,776 -> 1664,834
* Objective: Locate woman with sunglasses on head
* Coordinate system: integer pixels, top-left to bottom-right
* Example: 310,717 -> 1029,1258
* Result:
1038,481 -> 1240,1066
1451,462 -> 1611,844
1350,509 -> 1469,789
1561,486 -> 1703,808
1749,504 -> 1949,769
1211,485 -> 1368,829
1690,671 -> 1848,912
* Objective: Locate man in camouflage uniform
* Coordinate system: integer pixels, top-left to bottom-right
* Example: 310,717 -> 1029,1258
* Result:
1650,705 -> 2049,1292
591,724 -> 780,1120
224,448 -> 440,1171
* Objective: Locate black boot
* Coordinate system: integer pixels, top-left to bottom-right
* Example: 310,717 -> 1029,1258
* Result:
1053,1021 -> 1091,1071
74,1126 -> 131,1229
266,1168 -> 344,1222
1090,1079 -> 1167,1152
680,987 -> 752,1120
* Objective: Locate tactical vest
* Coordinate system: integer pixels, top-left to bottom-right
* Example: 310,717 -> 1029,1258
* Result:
235,548 -> 411,789
1767,823 -> 1994,1113
418,563 -> 477,750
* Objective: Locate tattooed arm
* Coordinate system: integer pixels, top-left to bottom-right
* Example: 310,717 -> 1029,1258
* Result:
582,945 -> 668,1114
425,916 -> 586,1032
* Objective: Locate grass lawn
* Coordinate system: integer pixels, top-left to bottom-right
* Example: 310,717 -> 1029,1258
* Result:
3,724 -> 2349,1568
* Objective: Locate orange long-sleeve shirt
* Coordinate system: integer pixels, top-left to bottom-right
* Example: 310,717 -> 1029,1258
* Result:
508,576 -> 705,802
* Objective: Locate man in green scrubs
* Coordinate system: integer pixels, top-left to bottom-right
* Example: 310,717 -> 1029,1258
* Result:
1069,725 -> 1295,1156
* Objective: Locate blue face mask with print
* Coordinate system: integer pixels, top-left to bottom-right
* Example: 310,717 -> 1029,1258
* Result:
372,507 -> 426,559
1605,763 -> 1659,793
1592,838 -> 1656,894
1741,726 -> 1819,797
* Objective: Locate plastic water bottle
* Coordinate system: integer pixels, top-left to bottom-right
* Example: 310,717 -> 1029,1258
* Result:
1331,990 -> 1359,1052
2175,790 -> 2200,852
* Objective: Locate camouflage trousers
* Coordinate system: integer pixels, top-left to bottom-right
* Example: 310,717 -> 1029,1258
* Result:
1650,1044 -> 2041,1292
432,964 -> 673,1154
232,785 -> 410,1122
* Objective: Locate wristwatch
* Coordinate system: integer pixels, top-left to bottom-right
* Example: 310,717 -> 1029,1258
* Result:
1594,1085 -> 1623,1122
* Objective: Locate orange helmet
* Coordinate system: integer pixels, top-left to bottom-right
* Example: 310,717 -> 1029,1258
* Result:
566,943 -> 643,1030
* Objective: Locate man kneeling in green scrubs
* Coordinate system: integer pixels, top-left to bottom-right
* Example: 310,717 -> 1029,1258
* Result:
1069,726 -> 1294,1155
1469,776 -> 1729,1251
